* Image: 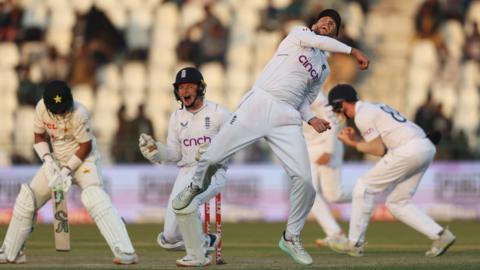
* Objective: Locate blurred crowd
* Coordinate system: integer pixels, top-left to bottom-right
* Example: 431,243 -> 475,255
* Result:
0,0 -> 478,166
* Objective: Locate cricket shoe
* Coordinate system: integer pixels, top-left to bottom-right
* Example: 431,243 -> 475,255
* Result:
176,254 -> 212,267
172,183 -> 203,211
315,233 -> 348,249
205,233 -> 220,252
329,240 -> 366,257
278,231 -> 313,265
0,250 -> 26,264
425,228 -> 456,257
173,165 -> 218,211
113,252 -> 138,265
157,232 -> 185,251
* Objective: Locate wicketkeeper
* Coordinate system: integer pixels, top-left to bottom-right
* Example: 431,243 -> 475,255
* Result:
139,67 -> 229,267
0,80 -> 138,264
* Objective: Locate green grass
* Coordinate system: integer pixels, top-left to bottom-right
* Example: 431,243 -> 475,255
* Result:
1,221 -> 479,269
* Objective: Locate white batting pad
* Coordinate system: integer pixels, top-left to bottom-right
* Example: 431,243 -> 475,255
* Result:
176,211 -> 207,263
2,184 -> 36,261
81,186 -> 135,256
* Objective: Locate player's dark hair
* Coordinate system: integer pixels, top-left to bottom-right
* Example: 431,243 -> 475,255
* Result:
327,84 -> 359,112
316,9 -> 341,36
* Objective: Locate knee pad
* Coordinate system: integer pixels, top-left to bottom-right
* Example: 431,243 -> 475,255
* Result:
14,185 -> 36,218
81,186 -> 112,220
81,186 -> 135,256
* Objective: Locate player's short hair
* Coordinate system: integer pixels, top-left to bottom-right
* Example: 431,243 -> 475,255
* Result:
327,84 -> 359,112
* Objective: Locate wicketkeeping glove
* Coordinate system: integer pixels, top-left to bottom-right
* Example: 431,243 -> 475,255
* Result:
139,133 -> 167,163
195,142 -> 210,161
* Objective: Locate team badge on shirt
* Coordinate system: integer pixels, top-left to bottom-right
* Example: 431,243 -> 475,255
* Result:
205,117 -> 211,129
180,121 -> 188,128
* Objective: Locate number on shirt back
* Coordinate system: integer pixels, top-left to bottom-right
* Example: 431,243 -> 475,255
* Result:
380,104 -> 407,123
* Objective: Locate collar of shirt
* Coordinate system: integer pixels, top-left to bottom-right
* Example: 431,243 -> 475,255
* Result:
186,100 -> 209,115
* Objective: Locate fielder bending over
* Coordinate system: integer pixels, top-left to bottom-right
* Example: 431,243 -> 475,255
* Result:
327,84 -> 456,257
0,80 -> 137,265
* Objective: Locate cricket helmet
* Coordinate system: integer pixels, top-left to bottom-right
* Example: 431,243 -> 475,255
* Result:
173,67 -> 206,102
43,80 -> 73,114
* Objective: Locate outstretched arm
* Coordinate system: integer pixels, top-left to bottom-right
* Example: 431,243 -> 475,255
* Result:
290,27 -> 369,70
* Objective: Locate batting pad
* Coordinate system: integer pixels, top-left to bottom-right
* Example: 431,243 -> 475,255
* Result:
81,186 -> 135,256
176,211 -> 207,262
2,184 -> 36,261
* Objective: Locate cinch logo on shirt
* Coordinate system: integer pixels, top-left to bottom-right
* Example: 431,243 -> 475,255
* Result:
298,55 -> 319,80
183,136 -> 211,147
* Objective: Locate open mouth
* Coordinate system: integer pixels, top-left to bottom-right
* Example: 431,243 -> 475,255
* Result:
321,26 -> 328,32
182,95 -> 192,103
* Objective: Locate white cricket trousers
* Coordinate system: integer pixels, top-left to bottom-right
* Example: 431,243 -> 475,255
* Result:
349,138 -> 443,244
163,166 -> 226,243
191,88 -> 316,236
309,141 -> 351,237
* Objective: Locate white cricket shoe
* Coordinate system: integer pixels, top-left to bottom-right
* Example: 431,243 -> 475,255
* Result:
172,183 -> 203,211
278,231 -> 313,265
113,252 -> 138,265
315,233 -> 348,249
425,228 -> 456,257
176,254 -> 212,267
0,250 -> 26,264
329,240 -> 366,257
157,232 -> 185,251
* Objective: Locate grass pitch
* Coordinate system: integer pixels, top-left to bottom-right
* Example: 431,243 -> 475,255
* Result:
0,221 -> 479,269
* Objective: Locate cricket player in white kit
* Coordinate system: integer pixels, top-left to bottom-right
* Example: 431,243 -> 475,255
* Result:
326,84 -> 456,257
173,9 -> 369,265
0,80 -> 138,265
304,95 -> 350,248
138,67 -> 229,266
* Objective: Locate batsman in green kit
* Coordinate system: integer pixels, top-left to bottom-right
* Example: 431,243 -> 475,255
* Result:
0,80 -> 137,265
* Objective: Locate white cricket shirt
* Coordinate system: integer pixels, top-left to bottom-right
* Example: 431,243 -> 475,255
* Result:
253,26 -> 351,121
354,101 -> 426,150
34,100 -> 99,164
166,100 -> 230,167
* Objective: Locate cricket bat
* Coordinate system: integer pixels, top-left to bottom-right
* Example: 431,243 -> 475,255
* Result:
52,188 -> 70,251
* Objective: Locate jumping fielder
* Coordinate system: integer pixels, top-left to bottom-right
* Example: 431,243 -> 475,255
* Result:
304,94 -> 350,248
173,9 -> 369,265
139,67 -> 229,266
327,84 -> 456,257
0,80 -> 138,264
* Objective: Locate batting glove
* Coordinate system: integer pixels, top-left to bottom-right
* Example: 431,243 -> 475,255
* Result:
59,167 -> 72,193
45,155 -> 62,186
